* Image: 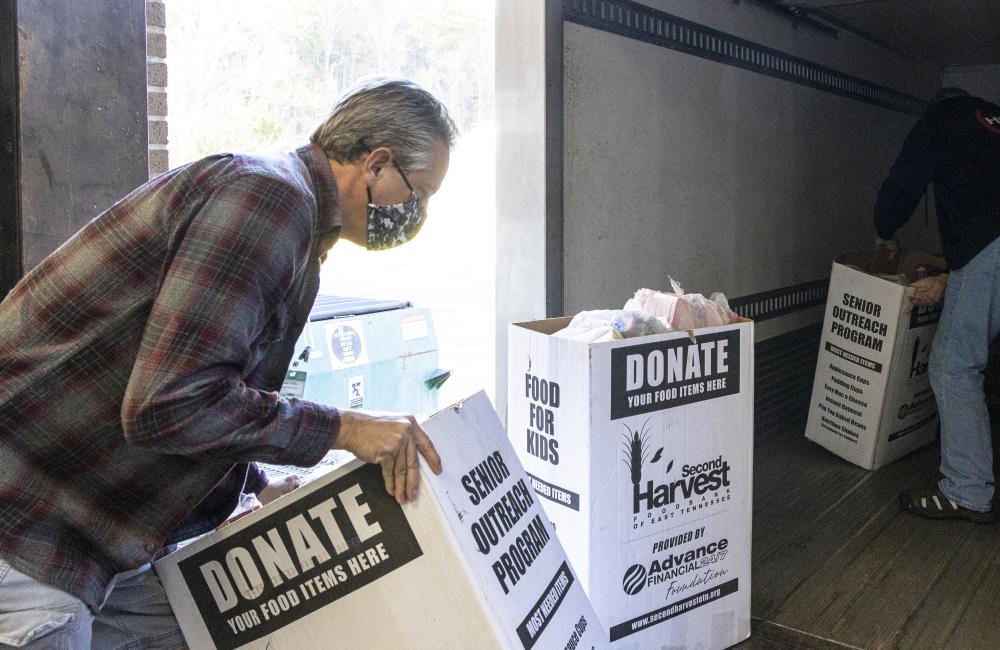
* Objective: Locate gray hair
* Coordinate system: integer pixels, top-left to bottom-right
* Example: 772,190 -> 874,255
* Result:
311,77 -> 457,172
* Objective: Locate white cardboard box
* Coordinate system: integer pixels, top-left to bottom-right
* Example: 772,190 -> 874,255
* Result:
155,392 -> 608,650
508,319 -> 754,649
805,250 -> 944,470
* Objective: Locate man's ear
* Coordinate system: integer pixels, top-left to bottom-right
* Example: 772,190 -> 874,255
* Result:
363,147 -> 393,185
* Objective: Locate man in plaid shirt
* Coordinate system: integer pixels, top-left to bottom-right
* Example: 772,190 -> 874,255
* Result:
0,78 -> 452,648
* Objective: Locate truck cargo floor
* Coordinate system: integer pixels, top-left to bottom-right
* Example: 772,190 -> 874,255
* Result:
739,411 -> 1000,649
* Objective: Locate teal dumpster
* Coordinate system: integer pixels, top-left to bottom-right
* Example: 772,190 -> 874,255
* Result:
280,295 -> 449,416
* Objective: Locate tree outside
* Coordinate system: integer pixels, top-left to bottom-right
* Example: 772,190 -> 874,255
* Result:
166,0 -> 496,409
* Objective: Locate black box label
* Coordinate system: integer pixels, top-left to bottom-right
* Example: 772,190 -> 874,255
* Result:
176,464 -> 421,649
611,330 -> 741,420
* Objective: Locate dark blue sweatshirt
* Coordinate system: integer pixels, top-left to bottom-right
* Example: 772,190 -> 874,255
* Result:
875,95 -> 1000,270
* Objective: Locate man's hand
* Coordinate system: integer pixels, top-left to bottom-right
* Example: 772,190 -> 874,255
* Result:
909,274 -> 948,308
258,475 -> 301,505
335,412 -> 442,504
875,236 -> 898,252
873,236 -> 899,272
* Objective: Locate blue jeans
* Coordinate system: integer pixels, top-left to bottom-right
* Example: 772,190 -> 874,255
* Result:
930,236 -> 1000,512
0,559 -> 185,649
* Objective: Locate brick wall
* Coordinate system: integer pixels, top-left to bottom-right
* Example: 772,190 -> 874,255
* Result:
146,0 -> 168,178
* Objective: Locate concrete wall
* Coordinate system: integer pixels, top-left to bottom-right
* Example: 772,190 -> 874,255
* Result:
561,0 -> 941,340
0,2 -> 19,297
17,0 -> 148,271
942,64 -> 1000,105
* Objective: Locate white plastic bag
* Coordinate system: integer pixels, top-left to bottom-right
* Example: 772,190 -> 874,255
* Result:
553,309 -> 671,341
551,324 -> 623,343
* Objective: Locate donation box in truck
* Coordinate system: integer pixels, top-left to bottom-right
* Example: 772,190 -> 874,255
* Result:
508,318 -> 754,649
805,249 -> 945,470
155,392 -> 608,650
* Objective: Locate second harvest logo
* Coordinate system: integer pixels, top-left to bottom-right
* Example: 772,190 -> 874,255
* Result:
621,419 -> 734,531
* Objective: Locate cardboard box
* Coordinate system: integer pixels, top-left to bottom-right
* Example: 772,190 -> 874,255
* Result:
508,319 -> 754,649
805,250 -> 945,470
155,392 -> 608,650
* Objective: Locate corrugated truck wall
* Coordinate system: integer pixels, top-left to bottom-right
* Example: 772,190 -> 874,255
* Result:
497,0 -> 943,416
560,0 -> 940,333
942,64 -> 1000,106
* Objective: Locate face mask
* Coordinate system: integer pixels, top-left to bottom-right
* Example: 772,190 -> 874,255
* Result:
366,159 -> 426,251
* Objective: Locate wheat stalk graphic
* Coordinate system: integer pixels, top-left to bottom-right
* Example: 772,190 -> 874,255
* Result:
622,418 -> 653,487
622,419 -> 670,510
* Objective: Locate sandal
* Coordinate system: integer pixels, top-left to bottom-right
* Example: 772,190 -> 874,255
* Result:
899,486 -> 998,524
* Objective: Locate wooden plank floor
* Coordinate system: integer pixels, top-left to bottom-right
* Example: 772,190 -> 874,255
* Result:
738,416 -> 1000,649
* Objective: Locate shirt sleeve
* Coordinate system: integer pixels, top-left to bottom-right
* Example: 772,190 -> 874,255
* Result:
245,462 -> 269,494
120,174 -> 339,466
873,116 -> 941,239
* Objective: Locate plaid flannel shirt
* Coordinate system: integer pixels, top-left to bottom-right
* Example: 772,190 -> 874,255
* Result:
0,144 -> 342,612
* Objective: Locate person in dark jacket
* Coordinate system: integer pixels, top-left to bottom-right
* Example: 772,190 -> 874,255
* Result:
874,87 -> 1000,523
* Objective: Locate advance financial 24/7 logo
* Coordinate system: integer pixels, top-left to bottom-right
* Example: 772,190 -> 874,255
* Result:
622,564 -> 648,595
621,538 -> 730,595
622,420 -> 734,532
